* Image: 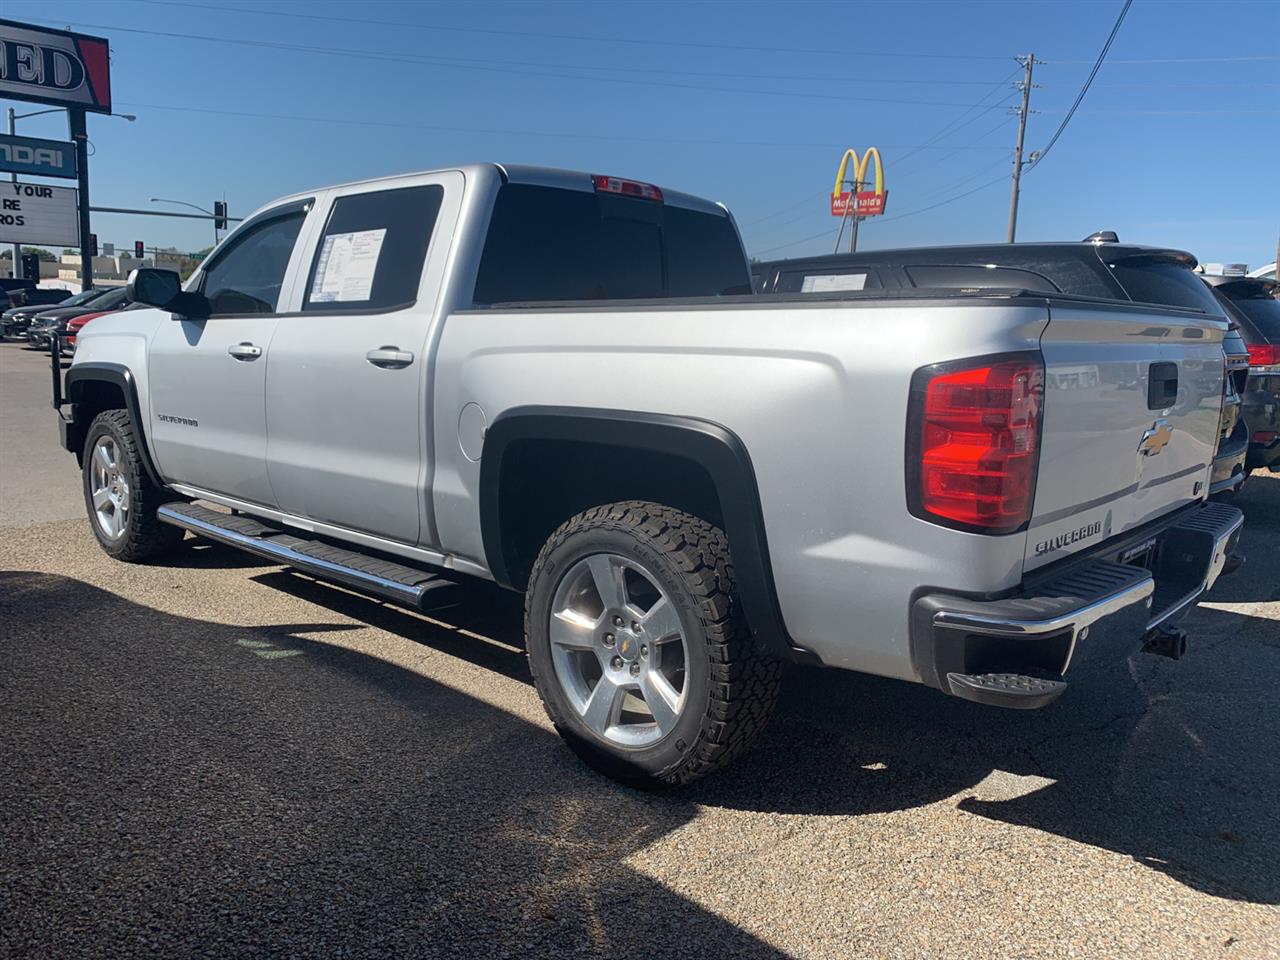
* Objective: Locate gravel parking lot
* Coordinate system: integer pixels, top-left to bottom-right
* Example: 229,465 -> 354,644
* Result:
2,340 -> 1278,958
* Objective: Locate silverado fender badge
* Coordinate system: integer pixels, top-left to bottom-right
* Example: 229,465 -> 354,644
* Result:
1138,418 -> 1173,457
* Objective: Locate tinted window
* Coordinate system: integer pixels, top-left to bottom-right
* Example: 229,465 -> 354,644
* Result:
91,287 -> 128,311
1106,259 -> 1223,313
775,269 -> 882,294
905,265 -> 1058,292
472,184 -> 749,304
202,211 -> 305,316
663,204 -> 752,297
61,288 -> 109,308
304,185 -> 443,312
1218,283 -> 1280,340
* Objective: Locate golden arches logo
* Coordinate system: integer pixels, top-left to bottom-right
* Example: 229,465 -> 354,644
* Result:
831,147 -> 888,218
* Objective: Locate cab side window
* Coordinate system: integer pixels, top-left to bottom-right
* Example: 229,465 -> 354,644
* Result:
201,210 -> 307,316
303,185 -> 443,312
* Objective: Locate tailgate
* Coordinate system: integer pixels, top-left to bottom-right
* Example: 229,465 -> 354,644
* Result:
1025,301 -> 1225,571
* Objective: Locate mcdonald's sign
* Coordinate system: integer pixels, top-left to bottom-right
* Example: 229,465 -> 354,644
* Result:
831,147 -> 888,217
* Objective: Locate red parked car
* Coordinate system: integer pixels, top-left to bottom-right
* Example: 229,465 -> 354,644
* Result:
62,310 -> 111,355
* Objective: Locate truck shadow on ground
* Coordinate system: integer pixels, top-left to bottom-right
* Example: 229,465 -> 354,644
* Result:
0,570 -> 787,959
240,475 -> 1280,907
249,557 -> 1280,907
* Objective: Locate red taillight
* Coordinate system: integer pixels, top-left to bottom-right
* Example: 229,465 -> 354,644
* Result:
592,174 -> 664,202
913,357 -> 1044,532
1246,343 -> 1280,367
1254,430 -> 1278,444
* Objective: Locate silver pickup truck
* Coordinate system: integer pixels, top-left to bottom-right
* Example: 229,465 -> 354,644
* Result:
53,163 -> 1244,786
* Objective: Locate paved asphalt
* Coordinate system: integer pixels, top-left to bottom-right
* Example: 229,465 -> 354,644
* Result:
2,340 -> 1278,958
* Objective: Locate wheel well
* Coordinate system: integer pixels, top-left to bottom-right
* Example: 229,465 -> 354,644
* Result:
70,380 -> 127,463
496,438 -> 723,590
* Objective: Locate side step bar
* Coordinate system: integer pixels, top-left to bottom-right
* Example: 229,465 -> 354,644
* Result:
158,502 -> 461,612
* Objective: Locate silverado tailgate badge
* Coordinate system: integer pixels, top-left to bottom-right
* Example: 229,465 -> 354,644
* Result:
1138,418 -> 1173,457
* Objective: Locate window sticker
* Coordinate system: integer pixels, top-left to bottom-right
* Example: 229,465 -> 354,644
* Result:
310,228 -> 387,303
801,273 -> 867,293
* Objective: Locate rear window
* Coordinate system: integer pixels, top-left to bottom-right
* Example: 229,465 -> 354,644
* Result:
775,269 -> 882,294
1218,282 -> 1280,340
1106,258 -> 1223,314
304,185 -> 443,312
905,264 -> 1058,292
472,184 -> 749,304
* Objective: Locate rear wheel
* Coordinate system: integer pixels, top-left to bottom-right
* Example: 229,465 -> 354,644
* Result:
82,409 -> 184,562
525,501 -> 780,787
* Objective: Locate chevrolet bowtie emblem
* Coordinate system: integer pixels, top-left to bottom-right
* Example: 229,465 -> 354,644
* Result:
1138,418 -> 1174,457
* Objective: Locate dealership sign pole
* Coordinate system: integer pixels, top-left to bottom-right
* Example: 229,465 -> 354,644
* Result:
0,18 -> 112,290
830,147 -> 888,254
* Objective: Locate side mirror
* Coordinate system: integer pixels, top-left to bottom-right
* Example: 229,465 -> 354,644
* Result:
126,267 -> 210,320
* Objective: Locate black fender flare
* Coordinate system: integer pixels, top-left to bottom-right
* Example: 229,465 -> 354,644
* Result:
478,406 -> 816,663
64,362 -> 165,489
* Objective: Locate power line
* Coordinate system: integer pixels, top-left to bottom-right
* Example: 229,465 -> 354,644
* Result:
878,174 -> 1010,223
1026,0 -> 1133,173
1046,54 -> 1280,64
892,67 -> 1024,168
111,100 -> 1017,152
742,70 -> 1019,227
33,19 -> 1014,109
136,0 -> 1016,61
753,171 -> 1011,256
907,153 -> 1014,206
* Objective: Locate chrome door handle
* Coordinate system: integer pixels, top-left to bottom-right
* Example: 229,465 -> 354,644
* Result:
366,346 -> 414,369
227,342 -> 262,360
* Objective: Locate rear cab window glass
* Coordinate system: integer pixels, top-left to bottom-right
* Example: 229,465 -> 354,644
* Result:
472,183 -> 749,304
304,185 -> 443,312
201,210 -> 307,316
1105,258 -> 1223,314
904,265 -> 1058,293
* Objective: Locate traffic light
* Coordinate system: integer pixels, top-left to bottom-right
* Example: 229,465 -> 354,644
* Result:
135,241 -> 145,259
213,200 -> 227,231
20,252 -> 40,281
88,233 -> 98,257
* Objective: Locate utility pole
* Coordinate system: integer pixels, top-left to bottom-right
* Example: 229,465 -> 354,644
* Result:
1006,54 -> 1036,244
7,108 -> 19,279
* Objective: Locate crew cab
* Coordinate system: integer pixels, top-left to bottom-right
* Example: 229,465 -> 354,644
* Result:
53,164 -> 1243,786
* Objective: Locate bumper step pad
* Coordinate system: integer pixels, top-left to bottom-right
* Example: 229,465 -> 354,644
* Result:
946,671 -> 1069,710
158,502 -> 460,612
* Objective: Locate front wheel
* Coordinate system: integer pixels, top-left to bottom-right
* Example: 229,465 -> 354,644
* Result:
82,409 -> 184,562
525,501 -> 780,787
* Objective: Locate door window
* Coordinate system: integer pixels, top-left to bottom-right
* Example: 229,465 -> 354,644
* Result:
303,185 -> 443,312
201,210 -> 306,316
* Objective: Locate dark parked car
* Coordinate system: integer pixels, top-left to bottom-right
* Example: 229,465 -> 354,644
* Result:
1202,274 -> 1280,473
0,277 -> 72,312
754,237 -> 1249,497
25,287 -> 131,350
2,287 -> 108,340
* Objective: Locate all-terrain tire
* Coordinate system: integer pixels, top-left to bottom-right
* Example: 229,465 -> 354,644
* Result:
525,500 -> 781,787
82,409 -> 184,562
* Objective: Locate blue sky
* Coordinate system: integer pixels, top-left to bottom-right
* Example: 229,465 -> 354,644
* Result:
13,0 -> 1280,265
